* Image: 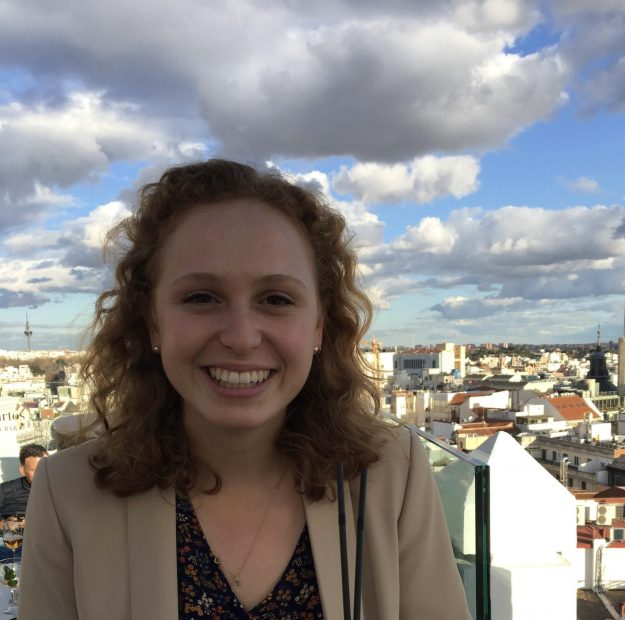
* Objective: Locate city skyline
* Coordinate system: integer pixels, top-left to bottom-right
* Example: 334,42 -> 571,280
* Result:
1,2 -> 625,349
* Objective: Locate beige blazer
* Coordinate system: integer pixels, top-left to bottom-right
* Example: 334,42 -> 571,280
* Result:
19,426 -> 471,619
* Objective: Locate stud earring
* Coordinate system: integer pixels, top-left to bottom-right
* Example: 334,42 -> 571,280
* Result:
151,345 -> 160,354
313,345 -> 321,355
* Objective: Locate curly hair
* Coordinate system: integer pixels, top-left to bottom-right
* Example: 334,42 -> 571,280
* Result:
81,159 -> 389,500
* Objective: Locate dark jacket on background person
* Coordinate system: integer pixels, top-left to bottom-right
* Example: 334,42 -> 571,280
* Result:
0,476 -> 31,519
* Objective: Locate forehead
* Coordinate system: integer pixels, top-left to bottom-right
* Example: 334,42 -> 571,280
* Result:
154,199 -> 317,284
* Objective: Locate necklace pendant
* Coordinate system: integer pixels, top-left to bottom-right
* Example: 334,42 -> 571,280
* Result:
212,553 -> 221,566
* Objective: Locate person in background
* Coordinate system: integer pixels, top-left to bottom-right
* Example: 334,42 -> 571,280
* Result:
20,160 -> 471,619
0,444 -> 48,521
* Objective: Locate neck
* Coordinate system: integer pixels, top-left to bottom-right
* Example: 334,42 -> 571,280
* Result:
184,414 -> 287,488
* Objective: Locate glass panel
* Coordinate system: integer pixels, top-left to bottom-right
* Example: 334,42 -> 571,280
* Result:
411,426 -> 491,620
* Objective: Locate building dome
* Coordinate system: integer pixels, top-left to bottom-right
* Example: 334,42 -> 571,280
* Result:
586,329 -> 617,393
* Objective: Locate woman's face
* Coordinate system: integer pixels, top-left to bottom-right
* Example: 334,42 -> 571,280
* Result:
149,199 -> 323,435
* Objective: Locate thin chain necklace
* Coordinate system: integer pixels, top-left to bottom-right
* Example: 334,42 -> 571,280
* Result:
193,467 -> 288,588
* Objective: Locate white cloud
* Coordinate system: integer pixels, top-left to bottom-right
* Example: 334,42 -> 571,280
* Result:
61,201 -> 131,250
454,0 -> 541,34
432,295 -> 528,319
0,91 -> 196,213
550,2 -> 625,113
287,167 -> 386,249
0,257 -> 106,296
23,183 -> 74,206
551,0 -> 625,18
1,200 -> 130,300
568,176 -> 599,193
0,1 -> 569,162
359,204 -> 625,305
333,156 -> 480,204
392,217 -> 458,254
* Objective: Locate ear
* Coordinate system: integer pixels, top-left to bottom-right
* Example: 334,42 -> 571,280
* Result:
18,465 -> 24,477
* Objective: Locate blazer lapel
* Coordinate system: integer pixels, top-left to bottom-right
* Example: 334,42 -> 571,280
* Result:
304,478 -> 357,620
127,485 -> 178,620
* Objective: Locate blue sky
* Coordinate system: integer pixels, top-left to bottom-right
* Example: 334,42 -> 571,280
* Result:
1,0 -> 625,350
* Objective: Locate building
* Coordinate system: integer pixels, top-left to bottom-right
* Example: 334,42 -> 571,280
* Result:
527,435 -> 625,491
393,343 -> 466,382
586,329 -> 618,394
522,394 -> 602,427
361,344 -> 394,394
429,390 -> 509,424
574,487 -> 625,591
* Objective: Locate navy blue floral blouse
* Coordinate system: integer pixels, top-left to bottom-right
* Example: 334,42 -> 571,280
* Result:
176,494 -> 324,619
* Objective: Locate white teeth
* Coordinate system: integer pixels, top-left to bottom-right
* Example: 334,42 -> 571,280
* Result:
208,367 -> 270,388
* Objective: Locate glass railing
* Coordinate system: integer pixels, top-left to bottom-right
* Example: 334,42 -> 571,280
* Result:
410,426 -> 491,620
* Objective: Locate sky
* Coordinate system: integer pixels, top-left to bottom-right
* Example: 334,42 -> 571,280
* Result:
1,0 -> 625,350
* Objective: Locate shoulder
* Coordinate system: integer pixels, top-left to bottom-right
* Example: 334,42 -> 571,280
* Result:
32,441 -> 101,508
0,477 -> 17,489
28,441 -> 129,539
361,424 -> 430,507
42,441 -> 96,481
374,423 -> 424,473
0,477 -> 25,492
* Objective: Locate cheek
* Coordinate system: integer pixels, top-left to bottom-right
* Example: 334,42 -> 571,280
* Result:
155,312 -> 200,347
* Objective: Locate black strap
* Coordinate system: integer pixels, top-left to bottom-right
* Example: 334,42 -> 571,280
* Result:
337,462 -> 351,620
337,463 -> 368,620
354,468 -> 367,620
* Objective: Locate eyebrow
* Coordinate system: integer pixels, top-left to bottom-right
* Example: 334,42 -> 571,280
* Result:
170,272 -> 309,290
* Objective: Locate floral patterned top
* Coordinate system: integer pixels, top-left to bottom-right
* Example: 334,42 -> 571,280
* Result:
176,494 -> 324,619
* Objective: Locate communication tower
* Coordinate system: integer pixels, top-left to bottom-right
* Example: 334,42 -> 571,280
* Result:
24,313 -> 33,352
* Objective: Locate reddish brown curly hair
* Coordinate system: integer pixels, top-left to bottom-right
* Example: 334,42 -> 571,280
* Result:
81,159 -> 388,500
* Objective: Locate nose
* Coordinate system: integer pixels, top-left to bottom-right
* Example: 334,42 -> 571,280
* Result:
218,307 -> 262,352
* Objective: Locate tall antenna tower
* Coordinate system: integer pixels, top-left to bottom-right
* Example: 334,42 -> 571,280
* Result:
24,313 -> 33,352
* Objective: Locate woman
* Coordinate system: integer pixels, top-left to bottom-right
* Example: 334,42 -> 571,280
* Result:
19,160 -> 471,619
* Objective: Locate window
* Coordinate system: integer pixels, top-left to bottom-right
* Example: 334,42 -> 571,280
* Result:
552,451 -> 557,461
581,481 -> 587,490
541,449 -> 547,460
574,456 -> 579,466
403,359 -> 425,370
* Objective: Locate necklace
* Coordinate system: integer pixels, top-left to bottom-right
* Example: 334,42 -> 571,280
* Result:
194,467 -> 288,588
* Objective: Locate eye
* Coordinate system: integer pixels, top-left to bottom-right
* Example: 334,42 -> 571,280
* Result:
263,293 -> 294,306
183,291 -> 218,304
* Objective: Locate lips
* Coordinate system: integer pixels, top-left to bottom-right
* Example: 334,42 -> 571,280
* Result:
207,367 -> 271,388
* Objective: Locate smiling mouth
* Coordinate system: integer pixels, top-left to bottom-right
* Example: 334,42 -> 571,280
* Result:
207,367 -> 272,388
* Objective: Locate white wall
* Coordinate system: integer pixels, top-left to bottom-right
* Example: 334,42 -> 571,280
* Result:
491,559 -> 576,620
471,432 -> 577,620
0,434 -> 21,483
576,541 -> 625,590
431,420 -> 460,440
